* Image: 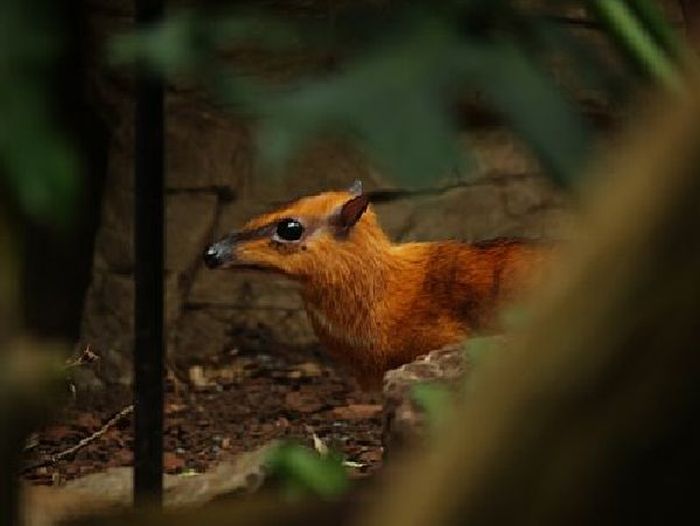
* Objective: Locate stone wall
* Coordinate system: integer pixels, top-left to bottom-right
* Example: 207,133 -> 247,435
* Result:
79,0 -> 686,384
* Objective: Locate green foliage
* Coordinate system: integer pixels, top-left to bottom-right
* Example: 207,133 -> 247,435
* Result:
265,442 -> 350,500
411,335 -> 508,432
626,0 -> 685,61
256,14 -> 470,186
2,0 -> 689,219
464,39 -> 593,185
109,1 -> 689,188
111,9 -> 300,77
463,335 -> 503,365
411,382 -> 454,432
0,0 -> 79,225
107,2 -> 607,187
589,0 -> 683,92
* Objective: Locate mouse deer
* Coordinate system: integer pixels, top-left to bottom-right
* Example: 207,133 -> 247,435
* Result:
204,181 -> 549,388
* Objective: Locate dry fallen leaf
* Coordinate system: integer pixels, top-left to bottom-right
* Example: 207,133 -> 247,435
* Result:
305,425 -> 329,456
188,365 -> 208,388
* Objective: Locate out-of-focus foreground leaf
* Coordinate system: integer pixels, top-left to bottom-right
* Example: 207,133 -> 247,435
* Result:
109,4 -> 601,187
111,8 -> 301,76
466,40 -> 593,185
0,0 -> 79,224
110,1 -> 690,187
265,442 -> 350,500
411,382 -> 454,433
363,75 -> 700,526
588,0 -> 683,91
627,0 -> 686,61
255,15 -> 469,187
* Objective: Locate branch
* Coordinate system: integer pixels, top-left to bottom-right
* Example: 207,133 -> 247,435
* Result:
23,405 -> 134,473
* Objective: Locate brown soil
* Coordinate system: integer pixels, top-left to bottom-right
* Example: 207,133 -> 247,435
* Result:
22,345 -> 383,486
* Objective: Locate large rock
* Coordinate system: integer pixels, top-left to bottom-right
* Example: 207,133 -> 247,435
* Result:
382,336 -> 508,451
382,344 -> 469,451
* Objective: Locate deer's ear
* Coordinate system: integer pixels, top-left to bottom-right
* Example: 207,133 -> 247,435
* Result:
332,194 -> 369,232
347,180 -> 363,197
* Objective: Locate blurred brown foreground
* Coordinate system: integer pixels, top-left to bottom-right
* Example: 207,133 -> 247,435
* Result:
9,74 -> 700,526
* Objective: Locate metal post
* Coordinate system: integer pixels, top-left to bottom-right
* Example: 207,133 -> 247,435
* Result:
134,0 -> 165,507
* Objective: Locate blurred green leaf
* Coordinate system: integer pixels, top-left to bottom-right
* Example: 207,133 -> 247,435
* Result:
412,382 -> 453,432
253,14 -> 593,186
517,15 -> 630,104
625,0 -> 686,63
255,15 -> 468,186
0,118 -> 78,222
107,0 -> 687,190
463,335 -> 504,364
266,442 -> 350,500
499,305 -> 532,331
110,9 -> 300,75
0,0 -> 79,225
110,11 -> 208,75
589,0 -> 682,92
466,40 -> 593,185
411,337 -> 507,434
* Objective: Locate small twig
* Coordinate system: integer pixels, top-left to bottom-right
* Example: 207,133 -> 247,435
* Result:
305,424 -> 329,456
63,344 -> 99,370
23,433 -> 40,453
305,424 -> 365,469
63,344 -> 100,399
23,404 -> 134,473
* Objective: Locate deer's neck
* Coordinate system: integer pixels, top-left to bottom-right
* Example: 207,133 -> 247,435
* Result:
301,241 -> 399,349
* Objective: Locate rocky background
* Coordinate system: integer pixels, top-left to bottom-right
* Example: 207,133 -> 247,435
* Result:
77,0 -> 688,385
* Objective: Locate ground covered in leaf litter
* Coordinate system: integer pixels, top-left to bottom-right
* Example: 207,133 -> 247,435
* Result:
22,345 -> 384,486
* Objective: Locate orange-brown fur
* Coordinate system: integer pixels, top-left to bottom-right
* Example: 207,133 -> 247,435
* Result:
206,185 -> 549,387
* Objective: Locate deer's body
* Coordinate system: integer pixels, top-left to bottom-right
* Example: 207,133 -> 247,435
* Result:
204,182 -> 548,387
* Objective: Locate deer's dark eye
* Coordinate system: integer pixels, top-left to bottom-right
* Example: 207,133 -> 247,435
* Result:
275,218 -> 304,241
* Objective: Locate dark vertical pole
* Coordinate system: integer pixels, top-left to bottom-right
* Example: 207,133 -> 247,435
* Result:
134,0 -> 164,508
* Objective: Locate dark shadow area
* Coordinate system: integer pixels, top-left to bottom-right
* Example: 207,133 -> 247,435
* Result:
20,0 -> 109,339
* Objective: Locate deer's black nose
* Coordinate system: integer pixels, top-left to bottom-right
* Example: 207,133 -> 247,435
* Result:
203,244 -> 224,269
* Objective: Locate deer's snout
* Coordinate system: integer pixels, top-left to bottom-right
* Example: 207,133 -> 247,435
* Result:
203,239 -> 233,269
